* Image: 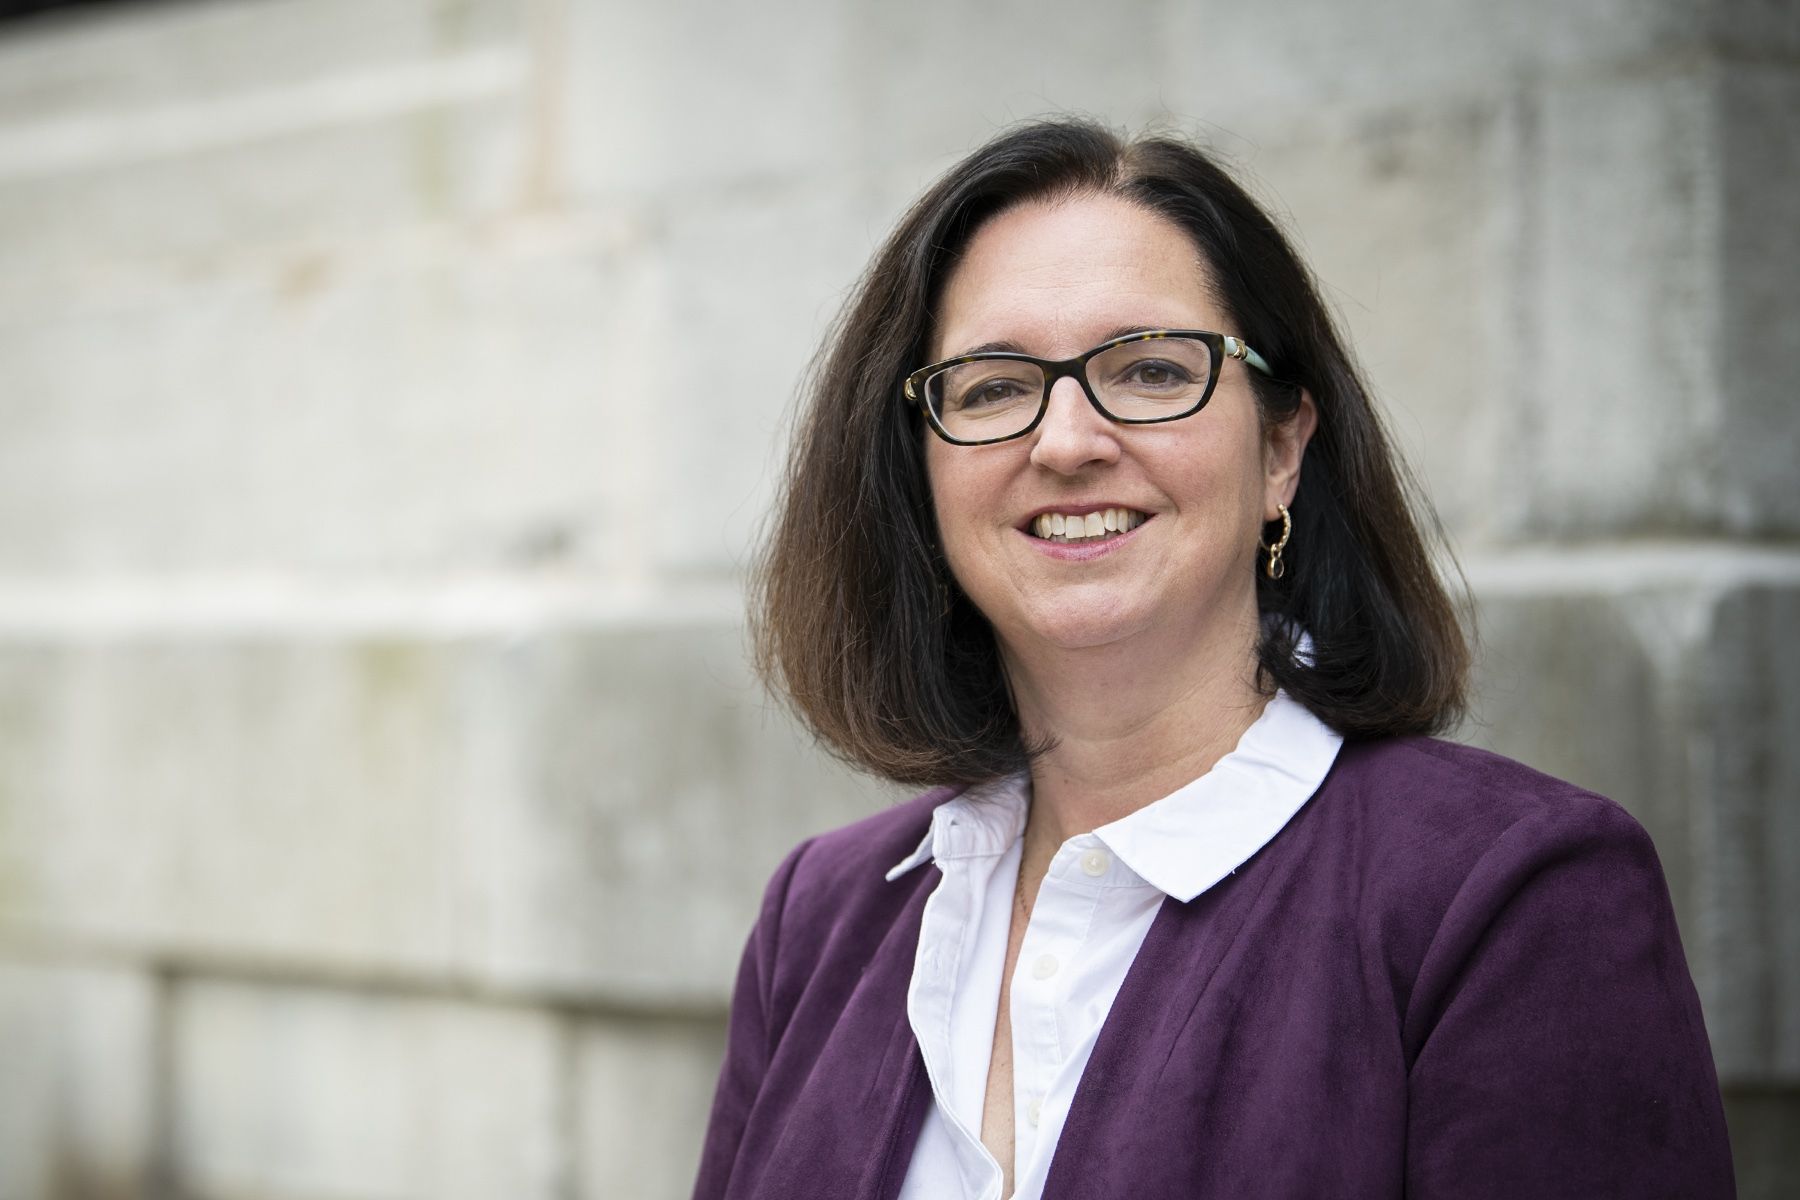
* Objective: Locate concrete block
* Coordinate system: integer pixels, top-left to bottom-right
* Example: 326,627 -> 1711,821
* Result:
1160,47 -> 1799,548
1299,64 -> 1800,545
1702,584 -> 1800,1080
0,960 -> 156,1200
0,0 -> 538,289
449,621 -> 900,1005
1462,548 -> 1800,1081
1464,585 -> 1696,920
644,178 -> 893,577
0,617 -> 891,1002
0,167 -> 896,579
1169,82 -> 1787,549
0,81 -> 531,286
840,0 -> 1168,170
170,977 -> 562,1200
0,636 -> 466,976
1706,0 -> 1800,58
1717,65 -> 1800,536
0,175 -> 890,578
1722,1087 -> 1800,1200
1231,103 -> 1507,544
1503,71 -> 1725,537
557,0 -> 858,200
0,231 -> 654,574
0,0 -> 526,125
1158,0 -> 1709,124
574,1016 -> 727,1200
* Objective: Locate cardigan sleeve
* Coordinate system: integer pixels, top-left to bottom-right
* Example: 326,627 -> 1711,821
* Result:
691,839 -> 810,1200
1402,796 -> 1735,1199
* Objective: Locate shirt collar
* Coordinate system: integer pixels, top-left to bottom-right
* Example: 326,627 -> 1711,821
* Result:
885,690 -> 1342,902
884,772 -> 1029,882
1091,689 -> 1341,902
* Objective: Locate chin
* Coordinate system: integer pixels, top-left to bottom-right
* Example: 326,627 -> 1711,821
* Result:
1002,596 -> 1153,654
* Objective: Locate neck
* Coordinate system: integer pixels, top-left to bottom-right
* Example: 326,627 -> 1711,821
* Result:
1005,611 -> 1269,860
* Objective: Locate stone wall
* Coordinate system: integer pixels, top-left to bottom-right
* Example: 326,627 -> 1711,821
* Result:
0,1 -> 1794,1197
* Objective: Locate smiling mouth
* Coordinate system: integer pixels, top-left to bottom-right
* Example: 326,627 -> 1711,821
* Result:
1028,507 -> 1149,544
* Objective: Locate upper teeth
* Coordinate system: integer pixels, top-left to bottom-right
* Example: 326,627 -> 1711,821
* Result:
1032,508 -> 1147,542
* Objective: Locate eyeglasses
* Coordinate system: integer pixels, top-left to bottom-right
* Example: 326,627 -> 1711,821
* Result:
903,329 -> 1274,446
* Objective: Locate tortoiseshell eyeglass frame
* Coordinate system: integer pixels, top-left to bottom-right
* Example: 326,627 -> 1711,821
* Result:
902,329 -> 1276,447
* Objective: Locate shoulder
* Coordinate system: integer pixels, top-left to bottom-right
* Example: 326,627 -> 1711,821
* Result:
749,785 -> 956,967
729,786 -> 957,1050
1329,754 -> 1734,1194
1318,734 -> 1652,861
1299,737 -> 1673,1013
1330,734 -> 1594,805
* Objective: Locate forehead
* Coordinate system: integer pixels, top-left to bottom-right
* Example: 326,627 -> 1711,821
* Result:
932,193 -> 1221,360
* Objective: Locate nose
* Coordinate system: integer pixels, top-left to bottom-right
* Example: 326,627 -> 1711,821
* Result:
1029,375 -> 1121,475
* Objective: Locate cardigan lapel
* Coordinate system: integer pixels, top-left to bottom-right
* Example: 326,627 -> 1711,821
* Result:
1039,823 -> 1301,1197
850,871 -> 936,1200
741,864 -> 935,1200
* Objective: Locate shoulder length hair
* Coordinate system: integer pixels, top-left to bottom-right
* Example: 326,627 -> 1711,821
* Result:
753,119 -> 1470,787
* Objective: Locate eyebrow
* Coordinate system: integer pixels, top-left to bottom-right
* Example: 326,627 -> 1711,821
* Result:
946,325 -> 1175,360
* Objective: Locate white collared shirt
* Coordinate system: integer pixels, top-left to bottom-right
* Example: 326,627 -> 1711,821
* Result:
886,689 -> 1344,1200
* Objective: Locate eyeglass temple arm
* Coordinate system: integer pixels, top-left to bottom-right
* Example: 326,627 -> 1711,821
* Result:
1223,337 -> 1273,378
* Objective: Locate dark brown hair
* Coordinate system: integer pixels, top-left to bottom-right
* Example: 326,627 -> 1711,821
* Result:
753,119 -> 1470,786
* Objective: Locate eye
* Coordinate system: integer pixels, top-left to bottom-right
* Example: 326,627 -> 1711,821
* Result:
1120,358 -> 1195,390
935,362 -> 1041,414
959,378 -> 1031,409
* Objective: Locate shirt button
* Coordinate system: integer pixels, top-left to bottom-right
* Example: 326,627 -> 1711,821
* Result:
1032,954 -> 1059,980
1026,1097 -> 1043,1126
1080,849 -> 1110,877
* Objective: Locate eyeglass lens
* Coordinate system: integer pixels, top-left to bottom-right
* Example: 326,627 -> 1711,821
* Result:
925,336 -> 1216,442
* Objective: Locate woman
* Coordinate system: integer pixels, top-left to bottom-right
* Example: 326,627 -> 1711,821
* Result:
693,121 -> 1734,1199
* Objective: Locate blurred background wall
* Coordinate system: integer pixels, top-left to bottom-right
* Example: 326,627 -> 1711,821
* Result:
0,0 -> 1794,1197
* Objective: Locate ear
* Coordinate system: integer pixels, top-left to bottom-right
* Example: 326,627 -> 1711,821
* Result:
1263,389 -> 1318,519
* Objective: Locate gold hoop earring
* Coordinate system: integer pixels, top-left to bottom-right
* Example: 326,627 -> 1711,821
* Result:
1260,504 -> 1292,580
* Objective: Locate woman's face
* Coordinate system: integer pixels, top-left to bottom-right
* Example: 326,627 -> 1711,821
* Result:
924,193 -> 1308,665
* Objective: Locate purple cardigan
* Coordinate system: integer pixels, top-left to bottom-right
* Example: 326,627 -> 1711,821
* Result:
693,737 -> 1735,1198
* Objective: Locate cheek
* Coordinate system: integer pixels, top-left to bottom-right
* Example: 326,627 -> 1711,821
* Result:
1197,403 -> 1273,507
922,444 -> 953,536
925,444 -> 997,531
923,450 -> 974,573
927,467 -> 982,567
923,452 -> 1012,599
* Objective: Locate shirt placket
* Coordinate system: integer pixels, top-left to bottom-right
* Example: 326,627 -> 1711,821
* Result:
908,850 -> 1005,1199
1009,851 -> 1102,1179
